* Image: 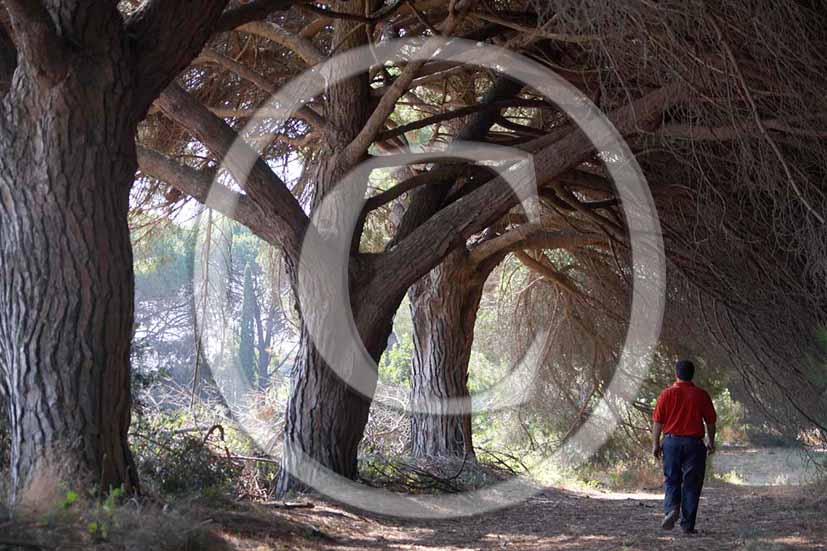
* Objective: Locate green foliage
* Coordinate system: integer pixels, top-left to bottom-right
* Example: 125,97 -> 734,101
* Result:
131,409 -> 241,496
84,487 -> 125,542
379,335 -> 413,386
60,489 -> 79,509
378,296 -> 414,385
715,388 -> 746,444
132,222 -> 195,290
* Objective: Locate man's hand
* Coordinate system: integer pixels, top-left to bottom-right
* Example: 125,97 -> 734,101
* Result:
652,421 -> 663,460
706,423 -> 716,455
652,443 -> 662,460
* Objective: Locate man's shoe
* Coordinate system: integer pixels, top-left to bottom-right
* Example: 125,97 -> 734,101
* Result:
661,509 -> 679,530
681,527 -> 698,535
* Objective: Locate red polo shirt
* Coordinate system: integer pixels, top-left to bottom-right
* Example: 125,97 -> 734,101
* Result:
653,381 -> 717,438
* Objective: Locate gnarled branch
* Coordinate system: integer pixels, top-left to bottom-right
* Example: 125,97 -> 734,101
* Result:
341,4 -> 475,165
237,21 -> 325,66
469,227 -> 603,265
156,83 -> 309,262
127,0 -> 230,115
376,82 -> 683,295
136,145 -> 275,243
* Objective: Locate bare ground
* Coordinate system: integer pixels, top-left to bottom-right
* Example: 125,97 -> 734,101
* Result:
217,480 -> 827,550
3,449 -> 824,550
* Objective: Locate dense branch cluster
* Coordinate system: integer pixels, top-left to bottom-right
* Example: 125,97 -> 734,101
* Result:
130,0 -> 827,464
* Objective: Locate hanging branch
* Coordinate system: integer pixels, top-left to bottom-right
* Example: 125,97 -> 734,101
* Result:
192,209 -> 214,408
711,16 -> 825,225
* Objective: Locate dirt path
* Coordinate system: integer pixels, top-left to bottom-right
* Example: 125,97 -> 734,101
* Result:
218,481 -> 825,550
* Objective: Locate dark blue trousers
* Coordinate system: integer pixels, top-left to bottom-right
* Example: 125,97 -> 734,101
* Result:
663,434 -> 707,530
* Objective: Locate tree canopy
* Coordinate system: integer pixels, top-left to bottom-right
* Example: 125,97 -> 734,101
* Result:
0,0 -> 826,510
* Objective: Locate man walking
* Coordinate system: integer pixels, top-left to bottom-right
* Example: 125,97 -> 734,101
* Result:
652,360 -> 717,534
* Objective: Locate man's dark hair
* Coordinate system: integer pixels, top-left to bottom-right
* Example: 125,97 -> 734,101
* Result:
676,360 -> 695,381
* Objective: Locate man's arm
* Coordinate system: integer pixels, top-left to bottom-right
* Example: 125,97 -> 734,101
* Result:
706,422 -> 716,454
703,391 -> 717,454
652,421 -> 664,459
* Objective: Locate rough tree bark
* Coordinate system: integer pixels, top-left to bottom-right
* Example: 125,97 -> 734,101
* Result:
0,49 -> 138,501
408,227 -> 604,458
400,78 -> 524,460
409,250 -> 492,458
0,0 -> 230,504
275,0 -> 382,494
276,45 -> 531,493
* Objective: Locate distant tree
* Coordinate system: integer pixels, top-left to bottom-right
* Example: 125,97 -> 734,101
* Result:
239,263 -> 258,387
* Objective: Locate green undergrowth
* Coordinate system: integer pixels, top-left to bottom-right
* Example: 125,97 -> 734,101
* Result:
2,484 -> 329,550
3,489 -> 229,550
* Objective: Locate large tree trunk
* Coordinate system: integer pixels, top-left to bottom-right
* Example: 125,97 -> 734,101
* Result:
0,0 -> 229,505
275,0 -> 378,495
277,306 -> 395,493
0,27 -> 138,503
274,20 -> 525,492
408,250 -> 493,458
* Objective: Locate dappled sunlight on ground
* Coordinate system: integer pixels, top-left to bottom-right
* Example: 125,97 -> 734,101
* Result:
710,446 -> 826,486
217,469 -> 826,549
570,488 -> 662,501
197,448 -> 827,550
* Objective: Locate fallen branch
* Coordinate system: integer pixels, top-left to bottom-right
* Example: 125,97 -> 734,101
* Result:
259,501 -> 315,509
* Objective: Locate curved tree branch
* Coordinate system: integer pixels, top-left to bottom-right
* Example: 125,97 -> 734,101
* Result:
136,145 -> 276,243
127,0 -> 230,115
362,164 -> 489,215
341,3 -> 475,165
386,75 -> 525,253
237,20 -> 326,66
375,81 -> 683,296
468,227 -> 603,265
214,0 -> 294,33
300,15 -> 330,38
155,83 -> 309,262
514,250 -> 582,296
376,98 -> 549,142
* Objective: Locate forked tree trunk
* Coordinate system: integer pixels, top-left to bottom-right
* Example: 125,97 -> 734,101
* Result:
275,25 -> 521,492
0,46 -> 138,502
275,0 -> 378,495
409,250 -> 494,458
